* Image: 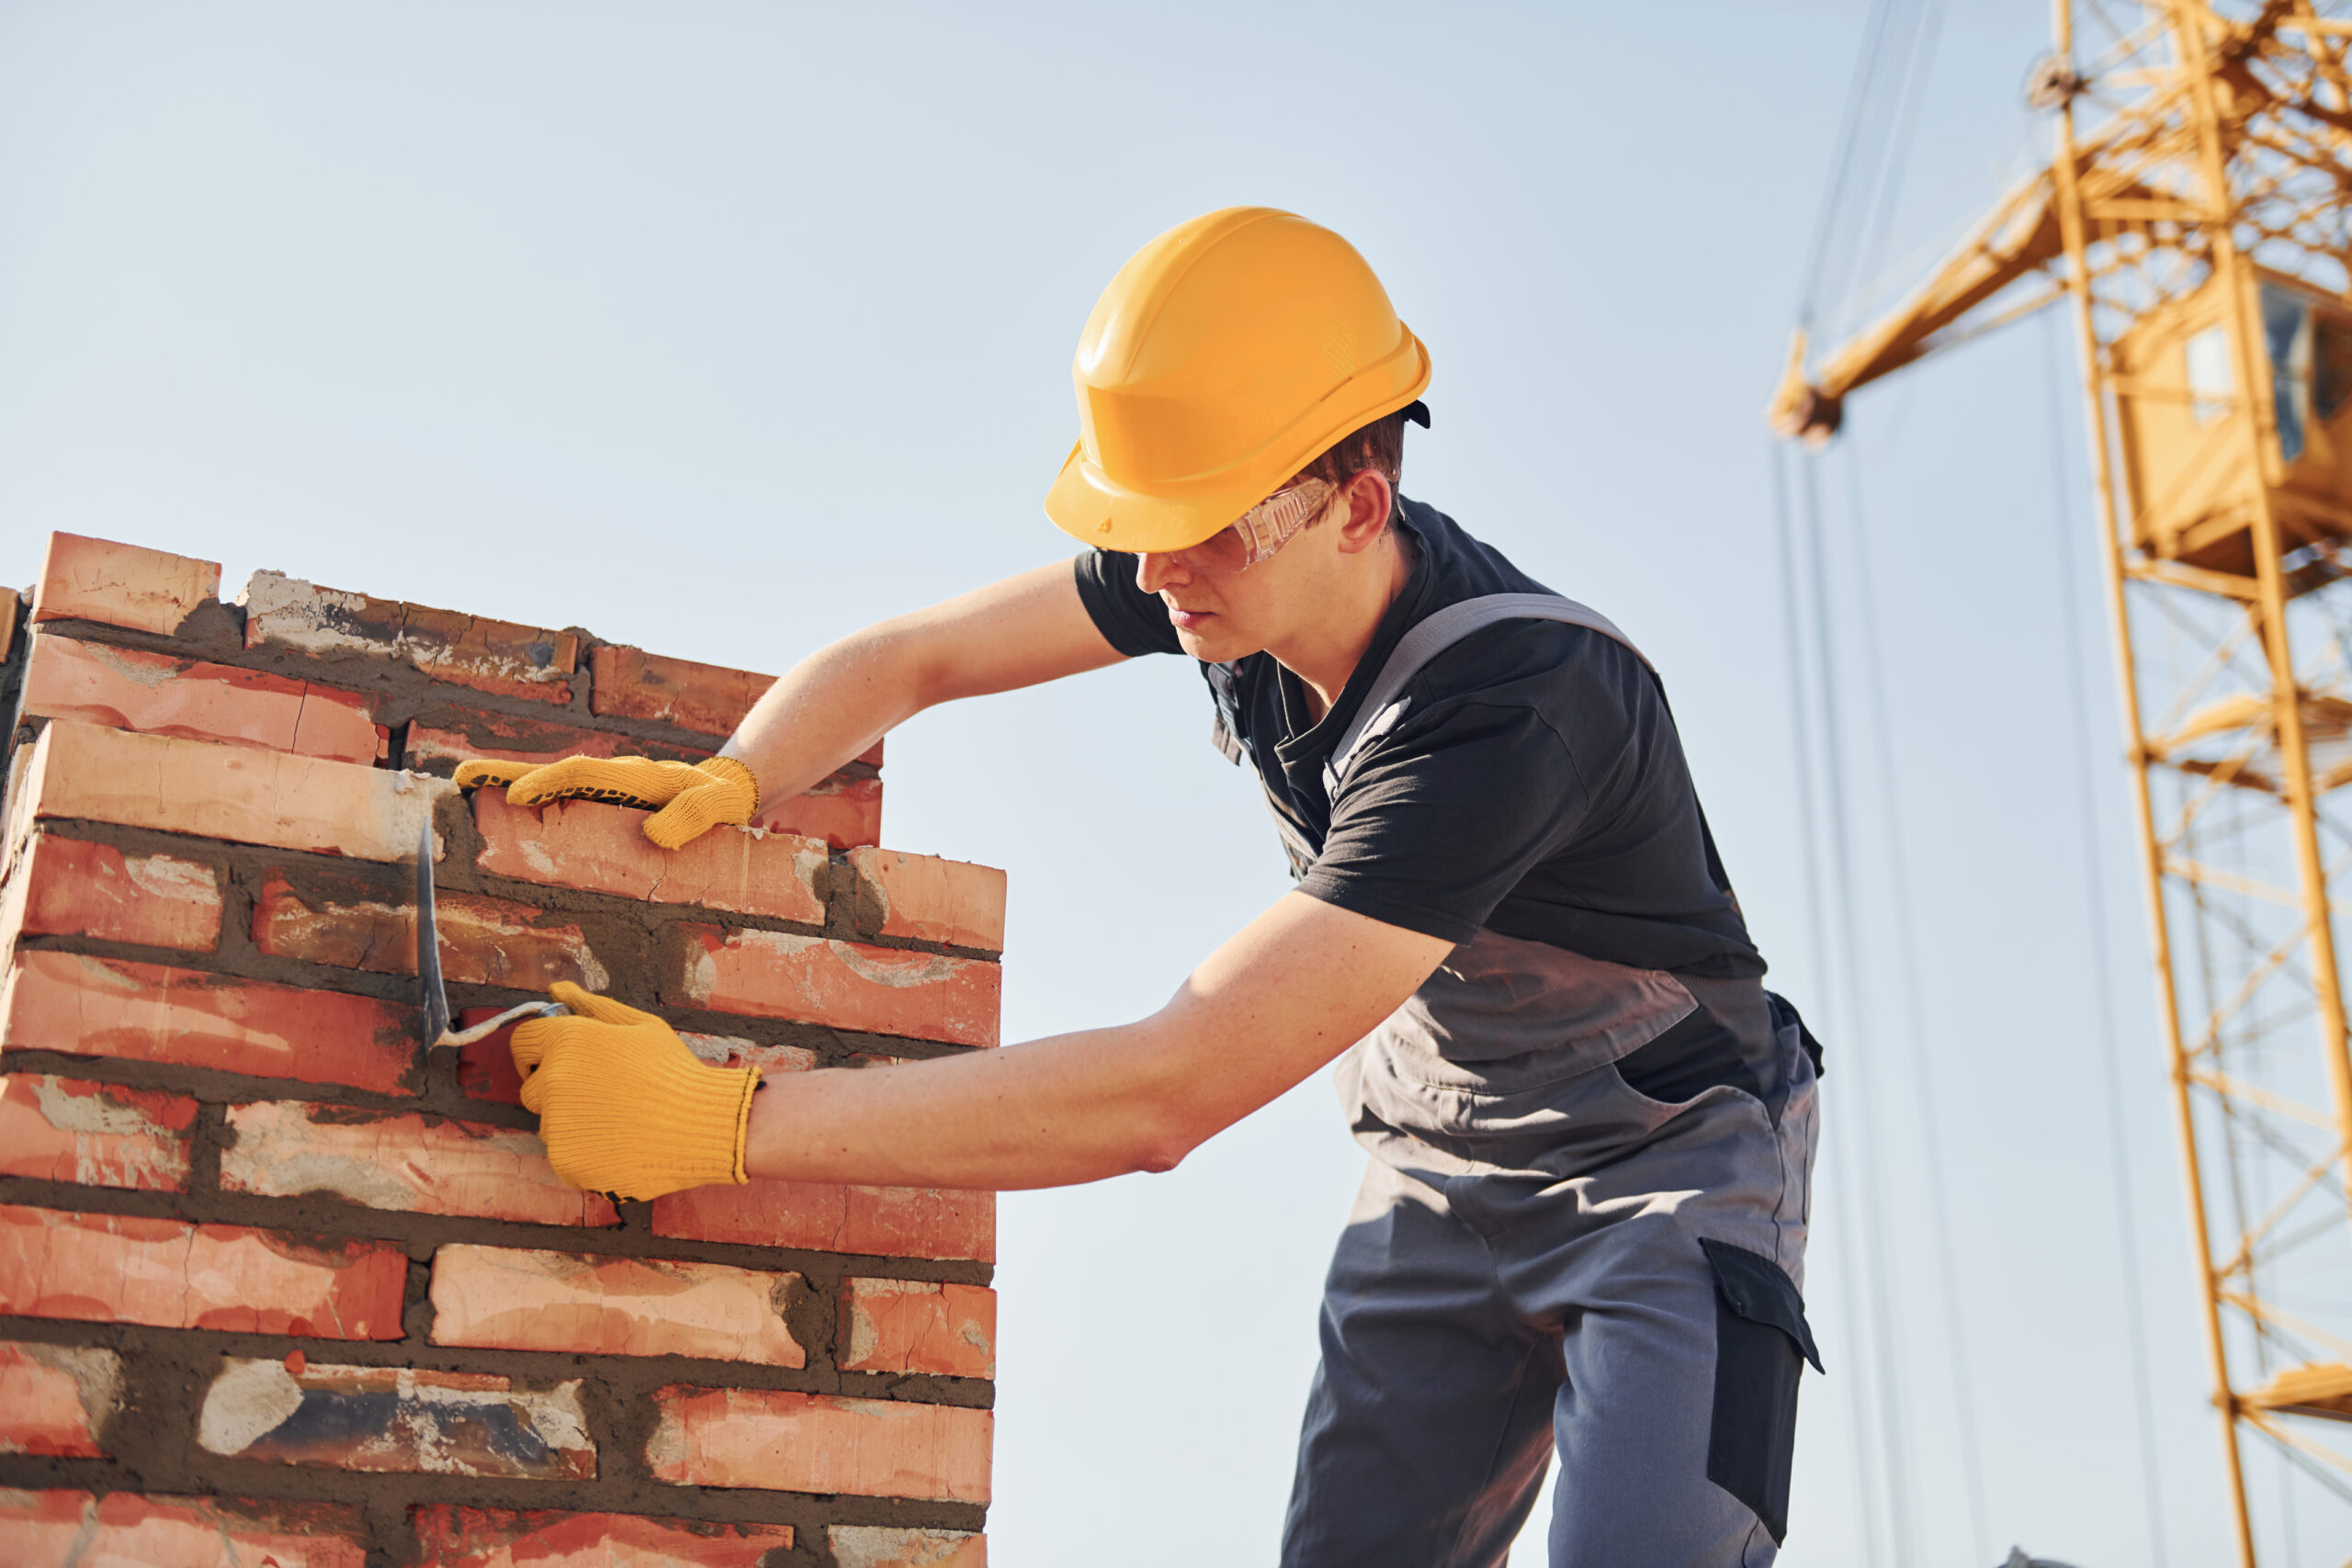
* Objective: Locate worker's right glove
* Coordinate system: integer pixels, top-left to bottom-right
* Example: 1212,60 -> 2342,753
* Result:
510,982 -> 761,1201
454,754 -> 760,851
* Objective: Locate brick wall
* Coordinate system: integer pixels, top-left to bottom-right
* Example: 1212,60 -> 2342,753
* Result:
0,532 -> 1001,1567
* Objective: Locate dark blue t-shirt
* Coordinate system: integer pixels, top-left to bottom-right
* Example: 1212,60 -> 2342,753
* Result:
1072,496 -> 1771,1100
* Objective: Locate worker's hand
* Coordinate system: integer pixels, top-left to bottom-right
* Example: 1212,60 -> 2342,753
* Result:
453,754 -> 761,851
510,981 -> 761,1201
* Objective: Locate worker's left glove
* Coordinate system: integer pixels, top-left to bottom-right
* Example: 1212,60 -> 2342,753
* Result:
510,981 -> 761,1201
454,754 -> 760,852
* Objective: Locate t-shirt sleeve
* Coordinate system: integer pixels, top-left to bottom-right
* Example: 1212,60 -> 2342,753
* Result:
1296,695 -> 1600,944
1071,549 -> 1183,658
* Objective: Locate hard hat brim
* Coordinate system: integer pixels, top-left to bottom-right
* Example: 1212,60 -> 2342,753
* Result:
1044,331 -> 1431,556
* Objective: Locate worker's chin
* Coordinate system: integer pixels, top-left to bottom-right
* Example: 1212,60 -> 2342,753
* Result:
1173,617 -> 1255,664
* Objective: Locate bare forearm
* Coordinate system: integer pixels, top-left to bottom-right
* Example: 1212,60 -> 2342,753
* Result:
719,629 -> 921,806
718,561 -> 1123,807
742,1022 -> 1208,1190
740,894 -> 1456,1193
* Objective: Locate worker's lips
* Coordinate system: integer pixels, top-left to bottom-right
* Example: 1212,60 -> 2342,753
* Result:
1169,607 -> 1216,630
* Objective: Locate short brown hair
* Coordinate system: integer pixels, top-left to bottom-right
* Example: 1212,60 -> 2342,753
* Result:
1292,402 -> 1420,491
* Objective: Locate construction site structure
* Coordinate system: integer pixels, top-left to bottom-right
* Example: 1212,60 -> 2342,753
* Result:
1770,3 -> 2352,1561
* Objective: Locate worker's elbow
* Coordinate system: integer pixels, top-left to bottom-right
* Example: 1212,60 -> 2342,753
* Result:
1125,1104 -> 1208,1176
1130,1137 -> 1191,1176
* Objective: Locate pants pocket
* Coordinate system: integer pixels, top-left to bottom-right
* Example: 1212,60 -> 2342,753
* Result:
1699,1238 -> 1822,1545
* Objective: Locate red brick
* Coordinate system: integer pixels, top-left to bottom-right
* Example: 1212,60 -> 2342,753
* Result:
831,1526 -> 987,1568
0,832 -> 221,953
19,720 -> 453,864
407,714 -> 704,769
848,848 -> 1006,951
30,532 -> 220,636
253,869 -> 609,990
221,1102 -> 616,1226
0,1204 -> 407,1338
197,1358 -> 592,1478
17,634 -> 382,763
664,925 -> 999,1046
242,570 -> 579,704
413,1506 -> 795,1566
0,1489 -> 367,1566
430,1245 -> 805,1367
589,644 -> 774,738
455,1011 -> 529,1106
651,1179 -> 994,1262
0,1342 -> 119,1456
0,586 -> 17,663
0,951 -> 418,1095
457,1012 -> 809,1108
648,1386 -> 989,1502
755,770 -> 882,850
0,1075 -> 198,1190
474,792 -> 826,924
839,1279 -> 995,1378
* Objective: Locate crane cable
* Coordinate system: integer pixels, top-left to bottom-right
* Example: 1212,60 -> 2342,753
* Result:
1798,447 -> 1918,1568
1770,438 -> 1891,1563
1838,442 -> 1995,1568
2039,310 -> 2173,1567
1797,0 -> 1944,340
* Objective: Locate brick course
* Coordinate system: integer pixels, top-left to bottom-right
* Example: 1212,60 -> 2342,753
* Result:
648,1386 -> 991,1502
474,791 -> 826,925
428,1244 -> 807,1366
831,1525 -> 989,1568
413,1506 -> 796,1565
0,529 -> 1001,1560
253,868 -> 612,990
220,1102 -> 616,1226
31,533 -> 220,636
0,1075 -> 198,1191
664,925 -> 1001,1047
18,719 -> 451,863
0,1204 -> 407,1337
0,1342 -> 119,1457
19,633 -> 382,764
0,1489 -> 368,1566
0,832 -> 223,953
1,951 -> 419,1095
840,1278 -> 998,1378
196,1359 -> 594,1478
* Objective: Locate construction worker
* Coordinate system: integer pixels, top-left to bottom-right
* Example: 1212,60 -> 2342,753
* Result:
458,207 -> 1825,1568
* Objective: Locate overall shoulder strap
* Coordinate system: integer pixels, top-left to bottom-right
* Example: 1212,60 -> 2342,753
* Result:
1323,592 -> 1651,800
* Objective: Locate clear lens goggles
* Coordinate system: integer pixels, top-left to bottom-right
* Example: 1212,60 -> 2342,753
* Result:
1178,479 -> 1339,572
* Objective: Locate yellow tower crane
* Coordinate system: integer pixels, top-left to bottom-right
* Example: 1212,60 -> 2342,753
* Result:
1772,3 -> 2352,1561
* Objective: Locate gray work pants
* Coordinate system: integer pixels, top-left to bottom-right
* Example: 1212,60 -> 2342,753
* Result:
1280,931 -> 1822,1568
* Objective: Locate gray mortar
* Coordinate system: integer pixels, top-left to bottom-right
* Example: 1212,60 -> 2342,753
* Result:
0,588 -> 29,778
0,599 -> 1005,1568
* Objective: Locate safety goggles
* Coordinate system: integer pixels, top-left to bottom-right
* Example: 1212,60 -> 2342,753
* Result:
1174,478 -> 1340,573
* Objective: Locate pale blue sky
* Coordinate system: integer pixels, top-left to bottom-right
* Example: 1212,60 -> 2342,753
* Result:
0,2 -> 2321,1562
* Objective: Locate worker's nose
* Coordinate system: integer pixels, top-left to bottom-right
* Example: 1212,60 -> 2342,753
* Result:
1136,551 -> 1189,594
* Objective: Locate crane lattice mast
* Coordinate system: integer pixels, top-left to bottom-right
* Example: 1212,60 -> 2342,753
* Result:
1772,3 -> 2352,1560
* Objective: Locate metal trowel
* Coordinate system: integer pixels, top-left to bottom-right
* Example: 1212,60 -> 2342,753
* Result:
415,817 -> 569,1047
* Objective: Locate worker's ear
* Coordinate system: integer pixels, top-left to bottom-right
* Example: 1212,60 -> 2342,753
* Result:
1333,470 -> 1395,554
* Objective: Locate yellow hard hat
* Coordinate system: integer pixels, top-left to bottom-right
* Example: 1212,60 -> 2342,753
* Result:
1045,207 -> 1431,555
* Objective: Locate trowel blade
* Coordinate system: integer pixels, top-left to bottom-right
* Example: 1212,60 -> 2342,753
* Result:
415,816 -> 452,1048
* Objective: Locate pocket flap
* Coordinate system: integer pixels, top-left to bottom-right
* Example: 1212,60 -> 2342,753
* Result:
1700,1238 -> 1823,1372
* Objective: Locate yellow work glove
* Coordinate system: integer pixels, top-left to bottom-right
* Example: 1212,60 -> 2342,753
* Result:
510,982 -> 761,1201
454,753 -> 760,851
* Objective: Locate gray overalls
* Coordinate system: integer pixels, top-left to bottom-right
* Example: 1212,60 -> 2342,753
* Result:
1225,595 -> 1824,1568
